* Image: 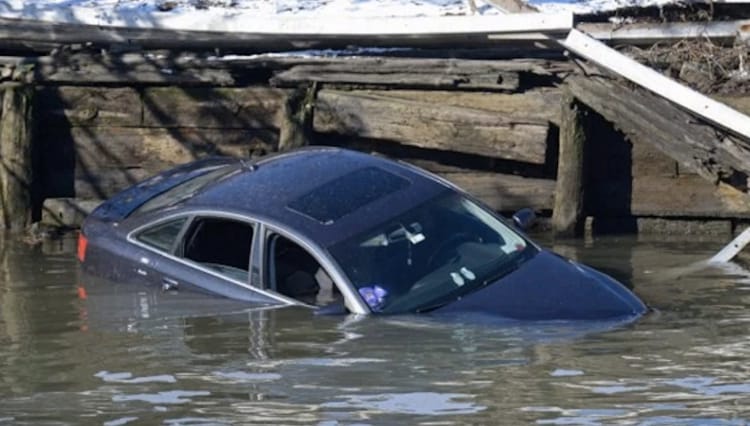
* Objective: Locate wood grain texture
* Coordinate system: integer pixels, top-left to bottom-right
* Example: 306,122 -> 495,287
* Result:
567,75 -> 750,185
272,59 -> 523,91
588,175 -> 750,218
38,86 -> 142,127
142,87 -> 287,129
0,84 -> 34,230
552,90 -> 585,236
313,89 -> 550,163
440,172 -> 555,211
38,127 -> 277,198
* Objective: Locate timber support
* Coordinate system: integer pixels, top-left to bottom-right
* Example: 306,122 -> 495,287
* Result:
552,89 -> 586,237
0,83 -> 34,231
278,84 -> 316,152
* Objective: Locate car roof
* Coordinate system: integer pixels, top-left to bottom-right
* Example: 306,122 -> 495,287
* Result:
183,147 -> 451,247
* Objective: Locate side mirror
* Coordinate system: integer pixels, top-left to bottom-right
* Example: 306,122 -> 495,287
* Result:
512,208 -> 536,231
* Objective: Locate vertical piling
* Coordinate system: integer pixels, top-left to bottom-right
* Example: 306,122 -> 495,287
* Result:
552,89 -> 586,237
0,83 -> 34,231
278,84 -> 316,151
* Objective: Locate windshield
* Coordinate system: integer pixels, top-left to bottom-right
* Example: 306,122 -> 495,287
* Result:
328,192 -> 538,314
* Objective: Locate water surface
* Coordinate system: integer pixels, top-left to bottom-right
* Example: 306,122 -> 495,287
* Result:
1,234 -> 749,424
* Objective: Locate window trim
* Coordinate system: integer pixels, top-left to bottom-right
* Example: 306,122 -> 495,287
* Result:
133,216 -> 190,254
127,211 -> 300,307
127,209 -> 369,314
260,223 -> 369,314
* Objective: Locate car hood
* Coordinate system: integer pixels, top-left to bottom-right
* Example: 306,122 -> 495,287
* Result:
434,250 -> 647,320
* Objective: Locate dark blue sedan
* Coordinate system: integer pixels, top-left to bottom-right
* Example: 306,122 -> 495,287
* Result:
78,147 -> 647,320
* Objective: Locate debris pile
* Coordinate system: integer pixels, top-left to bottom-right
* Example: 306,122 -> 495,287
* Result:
622,37 -> 750,95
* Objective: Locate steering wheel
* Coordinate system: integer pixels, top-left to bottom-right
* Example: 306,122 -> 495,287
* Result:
426,232 -> 476,269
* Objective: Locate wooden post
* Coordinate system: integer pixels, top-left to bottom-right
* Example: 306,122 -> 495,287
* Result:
552,89 -> 586,237
0,83 -> 34,231
278,84 -> 316,152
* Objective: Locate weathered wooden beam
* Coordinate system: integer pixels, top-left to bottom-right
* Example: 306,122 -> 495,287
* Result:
0,15 -> 572,53
35,59 -> 239,86
577,19 -> 750,45
566,75 -> 750,186
272,60 -> 521,91
278,85 -> 316,151
440,173 -> 555,211
588,175 -> 750,218
141,87 -> 286,129
38,86 -> 287,129
38,127 -> 277,199
552,90 -> 586,237
562,29 -> 750,141
37,87 -> 142,127
313,89 -> 550,163
41,198 -> 101,228
3,52 -> 571,85
0,84 -> 34,230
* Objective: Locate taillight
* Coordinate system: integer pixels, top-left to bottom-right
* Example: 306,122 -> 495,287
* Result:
77,232 -> 88,262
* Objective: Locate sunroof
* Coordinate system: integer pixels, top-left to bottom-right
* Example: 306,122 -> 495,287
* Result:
288,167 -> 410,224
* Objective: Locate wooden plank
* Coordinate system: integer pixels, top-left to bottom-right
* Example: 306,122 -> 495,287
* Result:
0,14 -> 572,52
0,14 -> 574,37
142,87 -> 287,129
631,138 -> 678,178
73,127 -> 276,170
589,175 -> 750,218
562,29 -> 750,141
272,62 -> 520,91
37,87 -> 142,127
361,89 -> 561,124
38,127 -> 277,198
715,96 -> 750,116
577,19 -> 750,45
72,170 -> 154,200
313,90 -> 550,163
8,53 -> 571,84
36,59 -> 239,86
278,86 -> 314,151
567,75 -> 750,184
41,198 -> 101,228
710,226 -> 750,263
552,90 -> 585,236
329,136 -> 550,177
0,84 -> 34,230
441,173 -> 555,212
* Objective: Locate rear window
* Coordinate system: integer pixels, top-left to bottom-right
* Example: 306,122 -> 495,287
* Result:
132,166 -> 235,216
136,217 -> 188,253
287,167 -> 410,224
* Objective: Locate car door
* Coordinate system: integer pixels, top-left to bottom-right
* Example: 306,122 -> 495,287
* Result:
261,227 -> 369,314
130,213 -> 284,305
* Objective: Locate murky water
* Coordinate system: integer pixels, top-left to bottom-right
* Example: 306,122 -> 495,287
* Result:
2,233 -> 750,425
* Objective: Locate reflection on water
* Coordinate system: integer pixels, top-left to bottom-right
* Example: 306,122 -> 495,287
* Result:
1,233 -> 750,423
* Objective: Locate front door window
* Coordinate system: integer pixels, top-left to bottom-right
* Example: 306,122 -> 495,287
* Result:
180,217 -> 254,282
266,234 -> 340,306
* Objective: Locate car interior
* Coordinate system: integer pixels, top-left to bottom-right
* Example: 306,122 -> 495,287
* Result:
182,217 -> 254,281
267,234 -> 340,306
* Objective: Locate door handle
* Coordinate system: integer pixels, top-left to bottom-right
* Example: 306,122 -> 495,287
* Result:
162,276 -> 179,291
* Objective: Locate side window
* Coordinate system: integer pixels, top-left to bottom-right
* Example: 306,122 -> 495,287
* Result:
180,217 -> 254,282
266,234 -> 341,306
136,217 -> 188,253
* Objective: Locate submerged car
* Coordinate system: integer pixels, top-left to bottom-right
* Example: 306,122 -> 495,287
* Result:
78,147 -> 647,320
